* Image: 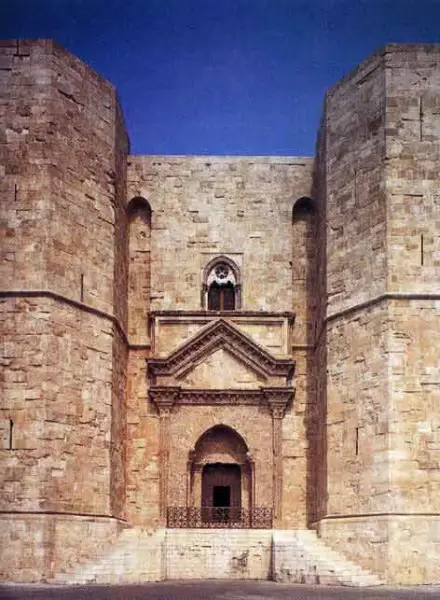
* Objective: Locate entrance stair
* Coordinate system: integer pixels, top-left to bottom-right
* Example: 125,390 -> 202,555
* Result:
51,528 -> 165,584
165,528 -> 273,579
51,527 -> 383,586
273,530 -> 384,587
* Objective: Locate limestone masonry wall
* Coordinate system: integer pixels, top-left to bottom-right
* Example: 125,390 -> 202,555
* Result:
127,156 -> 313,312
318,44 -> 440,584
125,155 -> 315,531
1,40 -> 439,585
321,45 -> 390,521
1,39 -> 129,579
165,529 -> 272,580
384,47 -> 440,518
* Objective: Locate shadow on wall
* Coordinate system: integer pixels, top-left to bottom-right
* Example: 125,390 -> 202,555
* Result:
306,130 -> 328,526
127,196 -> 151,341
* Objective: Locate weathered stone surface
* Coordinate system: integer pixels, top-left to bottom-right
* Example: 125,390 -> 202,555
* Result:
0,40 -> 439,585
314,44 -> 440,585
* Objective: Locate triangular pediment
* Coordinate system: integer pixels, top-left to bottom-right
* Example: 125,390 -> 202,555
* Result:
179,347 -> 266,389
148,318 -> 294,382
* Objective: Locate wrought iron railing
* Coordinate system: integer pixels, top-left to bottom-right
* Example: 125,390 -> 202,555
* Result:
167,506 -> 273,529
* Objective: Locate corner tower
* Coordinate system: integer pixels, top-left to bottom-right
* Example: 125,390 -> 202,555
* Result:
315,44 -> 440,584
0,40 -> 129,580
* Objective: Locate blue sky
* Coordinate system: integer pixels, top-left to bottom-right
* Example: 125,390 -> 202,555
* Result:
1,0 -> 439,155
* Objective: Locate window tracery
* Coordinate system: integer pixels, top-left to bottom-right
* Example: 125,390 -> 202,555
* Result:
202,257 -> 241,311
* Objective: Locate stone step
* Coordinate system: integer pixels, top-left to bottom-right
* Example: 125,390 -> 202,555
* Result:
165,528 -> 273,580
51,527 -> 384,586
50,527 -> 165,585
273,529 -> 384,587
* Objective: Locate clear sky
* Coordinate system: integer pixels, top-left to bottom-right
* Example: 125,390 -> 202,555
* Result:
1,0 -> 439,155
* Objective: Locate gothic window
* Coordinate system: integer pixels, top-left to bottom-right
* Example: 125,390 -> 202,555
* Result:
208,281 -> 235,310
203,257 -> 241,310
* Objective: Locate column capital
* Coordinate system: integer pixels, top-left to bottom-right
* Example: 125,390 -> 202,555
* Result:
262,387 -> 294,418
149,386 -> 179,416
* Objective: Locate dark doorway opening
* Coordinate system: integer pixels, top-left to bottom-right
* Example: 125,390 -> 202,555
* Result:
213,485 -> 231,508
202,463 -> 241,523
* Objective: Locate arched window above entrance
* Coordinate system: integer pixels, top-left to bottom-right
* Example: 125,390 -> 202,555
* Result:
202,257 -> 241,311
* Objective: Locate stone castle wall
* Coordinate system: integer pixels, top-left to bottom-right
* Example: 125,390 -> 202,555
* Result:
124,156 -> 315,530
0,39 -> 129,580
127,155 -> 313,312
317,44 -> 440,584
0,40 -> 439,585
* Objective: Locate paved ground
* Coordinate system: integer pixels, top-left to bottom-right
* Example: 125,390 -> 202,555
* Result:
1,581 -> 440,600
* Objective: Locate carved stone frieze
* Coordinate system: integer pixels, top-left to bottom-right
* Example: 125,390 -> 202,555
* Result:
149,386 -> 294,409
179,389 -> 261,405
148,318 -> 294,382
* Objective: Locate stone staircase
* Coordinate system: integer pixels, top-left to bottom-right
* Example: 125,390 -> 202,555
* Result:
165,528 -> 273,580
51,527 -> 165,584
50,527 -> 383,586
272,529 -> 384,587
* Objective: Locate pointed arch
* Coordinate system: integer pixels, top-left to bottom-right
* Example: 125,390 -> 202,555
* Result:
292,196 -> 317,342
127,195 -> 151,342
193,424 -> 249,464
202,255 -> 242,310
188,424 -> 253,516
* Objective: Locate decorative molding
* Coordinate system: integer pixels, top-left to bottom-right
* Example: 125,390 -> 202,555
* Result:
149,386 -> 294,409
149,387 -> 179,414
150,310 -> 295,319
314,292 -> 440,349
318,512 -> 440,520
180,389 -> 262,405
0,290 -> 153,351
148,318 -> 294,381
264,388 -> 293,418
0,289 -> 130,345
0,510 -> 128,522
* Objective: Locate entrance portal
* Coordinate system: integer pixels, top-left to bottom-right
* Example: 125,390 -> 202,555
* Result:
167,425 -> 273,528
202,463 -> 241,523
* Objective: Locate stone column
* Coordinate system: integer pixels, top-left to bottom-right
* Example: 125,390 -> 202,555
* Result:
149,387 -> 179,523
270,404 -> 285,523
246,453 -> 255,511
193,464 -> 203,508
158,404 -> 172,521
187,451 -> 195,507
263,388 -> 294,526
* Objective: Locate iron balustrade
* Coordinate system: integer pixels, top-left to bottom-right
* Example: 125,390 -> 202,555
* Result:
167,506 -> 273,529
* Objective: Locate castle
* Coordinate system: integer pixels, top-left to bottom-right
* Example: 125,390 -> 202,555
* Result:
1,39 -> 439,586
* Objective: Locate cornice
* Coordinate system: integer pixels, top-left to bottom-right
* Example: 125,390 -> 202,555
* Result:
148,318 -> 294,381
149,386 -> 295,408
0,289 -> 129,345
151,310 -> 295,320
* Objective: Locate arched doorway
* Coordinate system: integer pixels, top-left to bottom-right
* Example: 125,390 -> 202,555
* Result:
189,425 -> 253,524
202,463 -> 241,522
